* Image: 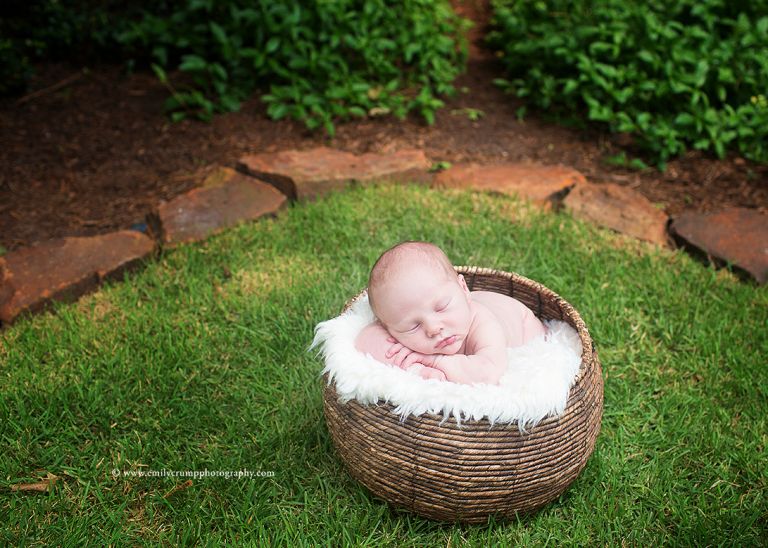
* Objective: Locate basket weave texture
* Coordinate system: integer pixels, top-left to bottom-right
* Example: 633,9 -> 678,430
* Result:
323,267 -> 603,522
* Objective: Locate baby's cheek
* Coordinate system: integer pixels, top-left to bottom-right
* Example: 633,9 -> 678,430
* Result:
399,335 -> 428,354
390,334 -> 409,348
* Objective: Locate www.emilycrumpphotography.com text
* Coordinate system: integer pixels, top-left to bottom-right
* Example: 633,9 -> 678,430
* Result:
111,468 -> 275,480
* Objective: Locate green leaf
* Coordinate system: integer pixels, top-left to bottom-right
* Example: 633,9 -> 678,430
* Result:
179,55 -> 207,72
151,63 -> 168,83
266,37 -> 280,53
267,102 -> 289,120
209,63 -> 227,81
563,79 -> 579,95
693,138 -> 710,150
429,160 -> 452,172
210,21 -> 227,44
152,46 -> 168,67
302,94 -> 322,106
404,43 -> 420,63
220,94 -> 241,112
674,112 -> 695,126
637,50 -> 655,64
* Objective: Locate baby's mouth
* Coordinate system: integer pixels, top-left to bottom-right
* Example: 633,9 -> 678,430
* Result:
436,335 -> 458,349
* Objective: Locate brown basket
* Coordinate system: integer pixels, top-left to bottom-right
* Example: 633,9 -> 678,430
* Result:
323,267 -> 603,522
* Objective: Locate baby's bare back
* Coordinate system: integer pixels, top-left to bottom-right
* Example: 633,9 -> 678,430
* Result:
470,291 -> 546,348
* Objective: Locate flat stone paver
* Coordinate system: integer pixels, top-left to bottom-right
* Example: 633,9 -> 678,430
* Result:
670,207 -> 768,284
0,231 -> 155,324
432,162 -> 583,206
563,182 -> 669,245
238,147 -> 431,201
149,167 -> 287,247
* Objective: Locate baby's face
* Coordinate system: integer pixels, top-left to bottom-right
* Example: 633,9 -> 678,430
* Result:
373,263 -> 473,355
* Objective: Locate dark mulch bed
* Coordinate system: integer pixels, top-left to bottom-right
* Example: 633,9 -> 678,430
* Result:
2,55 -> 766,253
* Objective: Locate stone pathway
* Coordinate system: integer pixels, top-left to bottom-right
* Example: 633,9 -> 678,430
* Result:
563,182 -> 669,246
670,208 -> 767,284
0,231 -> 154,324
238,147 -> 431,201
433,162 -> 582,207
148,166 -> 287,247
1,147 -> 765,325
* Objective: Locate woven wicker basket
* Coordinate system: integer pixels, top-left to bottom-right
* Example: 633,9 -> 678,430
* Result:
323,267 -> 603,522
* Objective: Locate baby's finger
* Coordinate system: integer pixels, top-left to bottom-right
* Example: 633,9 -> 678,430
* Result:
392,348 -> 406,366
387,336 -> 397,343
385,343 -> 403,358
402,352 -> 423,370
388,348 -> 401,365
394,348 -> 413,368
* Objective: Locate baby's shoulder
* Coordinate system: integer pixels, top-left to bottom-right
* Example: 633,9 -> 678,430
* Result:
469,291 -> 544,348
466,297 -> 506,335
470,290 -> 535,330
470,290 -> 525,312
467,296 -> 502,320
464,299 -> 506,351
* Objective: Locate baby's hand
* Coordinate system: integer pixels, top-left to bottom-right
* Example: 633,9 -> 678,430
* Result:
385,336 -> 415,367
400,350 -> 438,370
407,364 -> 447,381
384,337 -> 438,369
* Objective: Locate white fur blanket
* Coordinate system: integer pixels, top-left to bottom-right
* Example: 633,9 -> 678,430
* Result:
311,295 -> 582,428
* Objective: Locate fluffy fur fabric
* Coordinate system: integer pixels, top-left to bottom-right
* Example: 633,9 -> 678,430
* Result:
311,294 -> 583,428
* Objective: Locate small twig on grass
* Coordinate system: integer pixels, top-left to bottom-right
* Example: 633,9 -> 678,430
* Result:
15,72 -> 84,106
10,473 -> 58,493
163,479 -> 193,499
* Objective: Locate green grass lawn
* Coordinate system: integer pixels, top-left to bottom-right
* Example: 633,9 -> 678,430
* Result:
1,185 -> 766,544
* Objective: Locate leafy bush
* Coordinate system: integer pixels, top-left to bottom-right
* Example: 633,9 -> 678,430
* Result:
118,0 -> 468,133
488,0 -> 768,165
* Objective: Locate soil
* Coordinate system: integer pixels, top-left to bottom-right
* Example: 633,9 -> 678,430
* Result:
1,14 -> 767,253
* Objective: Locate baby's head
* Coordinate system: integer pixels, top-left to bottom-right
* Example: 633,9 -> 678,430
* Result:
367,242 -> 472,355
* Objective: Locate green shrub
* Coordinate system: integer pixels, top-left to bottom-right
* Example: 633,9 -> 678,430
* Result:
118,0 -> 468,133
488,0 -> 768,165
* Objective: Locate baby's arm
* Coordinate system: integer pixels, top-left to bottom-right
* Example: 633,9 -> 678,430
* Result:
433,325 -> 507,385
354,322 -> 447,381
354,322 -> 401,364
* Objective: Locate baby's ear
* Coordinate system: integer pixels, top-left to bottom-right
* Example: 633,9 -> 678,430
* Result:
457,274 -> 470,294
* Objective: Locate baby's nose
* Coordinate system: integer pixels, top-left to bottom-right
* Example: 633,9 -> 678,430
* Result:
425,322 -> 442,337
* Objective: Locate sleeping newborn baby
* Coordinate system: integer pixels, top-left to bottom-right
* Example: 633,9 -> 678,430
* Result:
355,241 -> 546,385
